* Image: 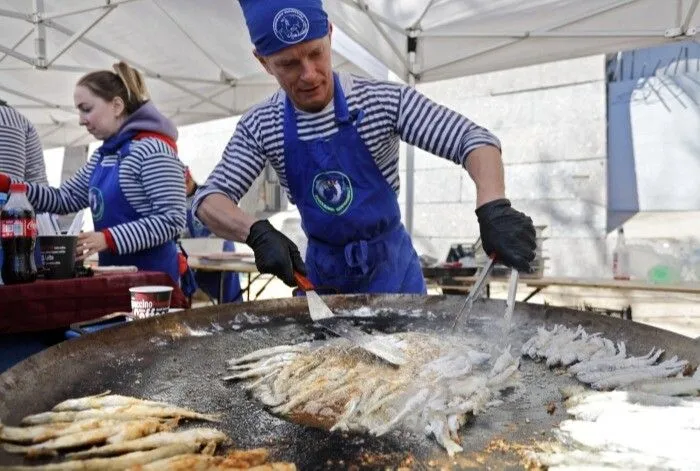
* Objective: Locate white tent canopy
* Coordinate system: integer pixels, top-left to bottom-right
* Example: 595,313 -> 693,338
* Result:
324,0 -> 700,232
0,0 -> 386,149
2,0 -> 698,149
327,0 -> 700,83
1,1 -> 699,234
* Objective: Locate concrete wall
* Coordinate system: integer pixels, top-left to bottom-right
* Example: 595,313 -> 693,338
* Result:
400,55 -> 610,278
394,53 -> 700,338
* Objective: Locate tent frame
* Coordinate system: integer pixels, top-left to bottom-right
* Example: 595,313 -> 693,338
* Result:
3,0 -> 700,233
339,0 -> 699,81
334,0 -> 699,234
0,0 -> 382,148
0,0 -> 238,113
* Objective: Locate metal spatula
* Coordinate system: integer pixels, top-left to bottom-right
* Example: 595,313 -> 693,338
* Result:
294,272 -> 406,366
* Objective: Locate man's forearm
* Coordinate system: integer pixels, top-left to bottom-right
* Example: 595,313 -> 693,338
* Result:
464,145 -> 505,208
196,193 -> 256,243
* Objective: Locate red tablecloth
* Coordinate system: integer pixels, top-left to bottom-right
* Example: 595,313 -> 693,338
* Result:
0,272 -> 188,334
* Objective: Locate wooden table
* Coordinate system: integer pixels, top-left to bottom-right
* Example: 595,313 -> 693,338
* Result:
426,270 -> 700,320
0,271 -> 188,334
188,256 -> 273,304
440,275 -> 700,297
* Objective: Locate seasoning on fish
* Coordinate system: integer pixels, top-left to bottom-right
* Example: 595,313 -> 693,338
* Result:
52,393 -> 178,412
0,419 -> 124,444
224,332 -> 521,457
2,418 -> 165,457
125,447 -> 297,470
21,405 -> 220,426
65,428 -> 230,459
0,443 -> 200,471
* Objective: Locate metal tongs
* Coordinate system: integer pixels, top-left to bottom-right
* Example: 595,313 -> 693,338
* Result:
503,267 -> 519,329
451,254 -> 520,331
451,254 -> 496,330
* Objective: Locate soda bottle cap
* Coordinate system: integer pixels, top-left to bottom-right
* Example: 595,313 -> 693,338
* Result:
9,182 -> 27,193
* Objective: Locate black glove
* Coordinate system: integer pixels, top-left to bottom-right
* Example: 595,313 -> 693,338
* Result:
476,198 -> 536,272
246,220 -> 306,287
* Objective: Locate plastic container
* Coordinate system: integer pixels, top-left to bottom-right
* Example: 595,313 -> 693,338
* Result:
625,242 -> 686,284
129,286 -> 174,319
38,235 -> 78,279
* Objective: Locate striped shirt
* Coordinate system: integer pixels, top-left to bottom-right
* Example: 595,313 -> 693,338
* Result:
24,138 -> 186,255
0,105 -> 48,184
193,72 -> 500,212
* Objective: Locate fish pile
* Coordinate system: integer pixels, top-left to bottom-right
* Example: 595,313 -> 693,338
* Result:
224,332 -> 521,456
531,390 -> 700,470
521,324 -> 698,394
0,392 -> 296,470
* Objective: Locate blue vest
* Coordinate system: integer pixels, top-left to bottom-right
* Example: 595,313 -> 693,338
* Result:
283,74 -> 426,294
88,139 -> 179,283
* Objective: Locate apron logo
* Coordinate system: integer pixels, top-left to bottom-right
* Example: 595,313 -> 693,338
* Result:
312,171 -> 353,215
273,8 -> 310,44
88,187 -> 105,222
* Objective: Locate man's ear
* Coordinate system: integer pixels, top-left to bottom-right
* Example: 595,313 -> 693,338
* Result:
254,49 -> 273,75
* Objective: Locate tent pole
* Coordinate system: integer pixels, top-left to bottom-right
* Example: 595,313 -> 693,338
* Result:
405,34 -> 418,236
405,73 -> 415,236
32,0 -> 46,68
683,0 -> 700,33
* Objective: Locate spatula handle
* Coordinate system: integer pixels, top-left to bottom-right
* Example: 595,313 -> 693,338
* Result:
294,271 -> 315,291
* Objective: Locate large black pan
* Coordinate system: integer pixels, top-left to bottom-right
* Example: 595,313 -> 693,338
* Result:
1,295 -> 697,469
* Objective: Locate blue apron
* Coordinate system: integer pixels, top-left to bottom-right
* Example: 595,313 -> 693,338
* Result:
283,73 -> 426,294
89,139 -> 179,283
185,207 -> 242,303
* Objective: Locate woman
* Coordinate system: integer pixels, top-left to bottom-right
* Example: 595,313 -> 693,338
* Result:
0,62 -> 187,283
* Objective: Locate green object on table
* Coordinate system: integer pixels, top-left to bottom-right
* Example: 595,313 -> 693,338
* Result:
647,265 -> 679,284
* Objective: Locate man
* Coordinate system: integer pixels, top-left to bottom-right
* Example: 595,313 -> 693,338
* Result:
0,100 -> 48,184
194,0 -> 536,294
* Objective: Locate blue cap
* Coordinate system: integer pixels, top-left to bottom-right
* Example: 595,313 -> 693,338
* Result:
239,0 -> 329,56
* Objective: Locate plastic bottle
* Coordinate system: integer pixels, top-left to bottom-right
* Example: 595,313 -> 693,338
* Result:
0,183 -> 37,284
612,227 -> 630,280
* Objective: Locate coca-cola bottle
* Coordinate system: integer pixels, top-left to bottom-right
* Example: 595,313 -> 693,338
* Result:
1,183 -> 37,284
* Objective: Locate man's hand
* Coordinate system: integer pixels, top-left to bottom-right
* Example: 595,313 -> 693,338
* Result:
246,220 -> 306,286
77,231 -> 109,261
476,199 -> 536,272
